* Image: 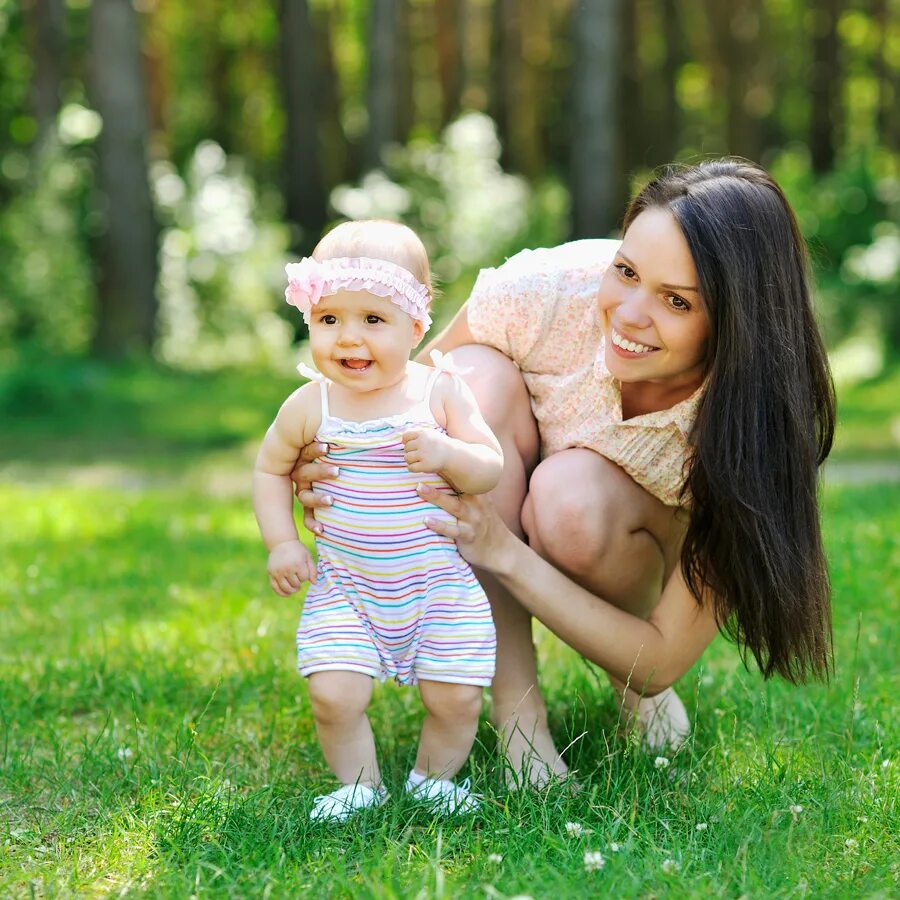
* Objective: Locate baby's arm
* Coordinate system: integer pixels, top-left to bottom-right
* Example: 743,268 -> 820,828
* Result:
253,385 -> 320,595
402,374 -> 503,495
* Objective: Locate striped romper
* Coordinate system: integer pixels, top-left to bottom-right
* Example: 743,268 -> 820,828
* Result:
296,366 -> 497,687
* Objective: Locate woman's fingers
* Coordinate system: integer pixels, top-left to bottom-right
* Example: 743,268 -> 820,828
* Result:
303,508 -> 323,535
416,482 -> 465,516
291,461 -> 339,486
295,487 -> 332,509
298,442 -> 329,463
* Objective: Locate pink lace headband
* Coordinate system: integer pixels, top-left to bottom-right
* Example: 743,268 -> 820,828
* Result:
284,256 -> 433,330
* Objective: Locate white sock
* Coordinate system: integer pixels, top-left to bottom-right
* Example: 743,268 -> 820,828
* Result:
406,768 -> 427,787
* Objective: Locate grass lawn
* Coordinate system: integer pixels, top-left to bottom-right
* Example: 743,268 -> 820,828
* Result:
0,359 -> 897,897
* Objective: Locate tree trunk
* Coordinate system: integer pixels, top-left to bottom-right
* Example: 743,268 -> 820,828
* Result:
279,0 -> 327,251
435,0 -> 462,126
658,0 -> 683,164
24,0 -> 67,151
365,0 -> 407,170
703,0 -> 765,161
88,0 -> 159,358
618,0 -> 644,178
570,0 -> 623,238
809,0 -> 841,172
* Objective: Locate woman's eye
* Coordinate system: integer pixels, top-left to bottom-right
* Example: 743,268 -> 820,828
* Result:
615,263 -> 636,279
667,294 -> 691,311
366,315 -> 383,325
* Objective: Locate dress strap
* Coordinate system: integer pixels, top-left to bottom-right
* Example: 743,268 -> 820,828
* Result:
296,362 -> 330,420
424,349 -> 472,409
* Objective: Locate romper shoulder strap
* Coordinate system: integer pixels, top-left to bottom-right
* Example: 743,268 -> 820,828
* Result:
296,362 -> 330,419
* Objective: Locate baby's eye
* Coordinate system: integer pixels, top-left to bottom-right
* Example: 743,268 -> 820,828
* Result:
365,315 -> 383,325
615,262 -> 636,279
321,314 -> 337,325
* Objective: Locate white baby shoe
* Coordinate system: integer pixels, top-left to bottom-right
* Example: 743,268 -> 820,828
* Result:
309,783 -> 387,822
405,773 -> 480,815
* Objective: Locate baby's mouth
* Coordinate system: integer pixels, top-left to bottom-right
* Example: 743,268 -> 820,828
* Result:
340,358 -> 372,370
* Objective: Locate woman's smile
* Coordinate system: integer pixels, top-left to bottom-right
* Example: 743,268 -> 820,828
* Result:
610,326 -> 659,356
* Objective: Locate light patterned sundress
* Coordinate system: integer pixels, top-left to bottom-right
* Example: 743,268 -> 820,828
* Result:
296,364 -> 496,687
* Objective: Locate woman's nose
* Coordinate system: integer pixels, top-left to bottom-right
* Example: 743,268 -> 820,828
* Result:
616,292 -> 653,328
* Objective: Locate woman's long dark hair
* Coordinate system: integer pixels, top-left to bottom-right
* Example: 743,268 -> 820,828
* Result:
623,159 -> 836,683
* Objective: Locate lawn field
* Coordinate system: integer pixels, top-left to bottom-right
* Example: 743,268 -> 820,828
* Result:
0,361 -> 897,898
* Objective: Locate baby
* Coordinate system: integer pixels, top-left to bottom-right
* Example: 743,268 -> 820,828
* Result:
253,220 -> 503,822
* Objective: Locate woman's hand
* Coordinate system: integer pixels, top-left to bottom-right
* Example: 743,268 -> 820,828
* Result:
416,483 -> 517,573
289,442 -> 338,535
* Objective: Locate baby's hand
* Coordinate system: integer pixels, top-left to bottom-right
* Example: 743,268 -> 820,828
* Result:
267,540 -> 316,597
402,428 -> 451,475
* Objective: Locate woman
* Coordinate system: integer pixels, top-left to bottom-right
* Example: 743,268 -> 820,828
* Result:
292,159 -> 836,785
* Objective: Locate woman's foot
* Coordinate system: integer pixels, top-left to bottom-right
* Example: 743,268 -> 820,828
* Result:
631,686 -> 691,751
309,783 -> 387,822
495,707 -> 569,788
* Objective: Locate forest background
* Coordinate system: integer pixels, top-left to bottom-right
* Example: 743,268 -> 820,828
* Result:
1,1 -> 899,897
2,0 -> 899,372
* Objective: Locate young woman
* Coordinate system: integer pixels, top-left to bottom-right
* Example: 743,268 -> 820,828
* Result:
292,159 -> 837,785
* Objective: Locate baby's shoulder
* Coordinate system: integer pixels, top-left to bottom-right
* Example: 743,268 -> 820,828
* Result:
275,381 -> 323,446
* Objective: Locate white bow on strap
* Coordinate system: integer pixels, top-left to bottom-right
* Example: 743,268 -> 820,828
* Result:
296,361 -> 325,382
429,349 -> 473,377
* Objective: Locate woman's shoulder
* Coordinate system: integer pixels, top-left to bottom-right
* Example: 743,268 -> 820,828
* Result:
482,239 -> 620,283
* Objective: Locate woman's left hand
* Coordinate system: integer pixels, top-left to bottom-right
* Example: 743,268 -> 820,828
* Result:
416,483 -> 516,572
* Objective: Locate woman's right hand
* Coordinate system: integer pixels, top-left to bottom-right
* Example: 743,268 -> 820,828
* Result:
290,442 -> 339,535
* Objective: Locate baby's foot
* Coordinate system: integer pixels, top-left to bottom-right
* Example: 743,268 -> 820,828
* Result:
405,774 -> 479,815
635,686 -> 691,752
309,783 -> 387,822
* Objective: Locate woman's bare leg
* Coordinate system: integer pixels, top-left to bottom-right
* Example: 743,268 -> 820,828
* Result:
448,345 -> 567,785
523,450 -> 690,748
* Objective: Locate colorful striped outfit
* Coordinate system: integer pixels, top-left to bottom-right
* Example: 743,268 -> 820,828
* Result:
296,365 -> 496,686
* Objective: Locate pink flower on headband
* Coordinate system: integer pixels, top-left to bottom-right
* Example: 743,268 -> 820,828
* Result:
284,258 -> 326,314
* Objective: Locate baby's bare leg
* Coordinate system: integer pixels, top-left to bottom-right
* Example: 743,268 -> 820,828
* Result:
307,671 -> 380,786
414,680 -> 484,779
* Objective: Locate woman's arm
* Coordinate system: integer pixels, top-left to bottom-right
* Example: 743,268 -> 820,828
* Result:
417,486 -> 720,694
415,303 -> 476,362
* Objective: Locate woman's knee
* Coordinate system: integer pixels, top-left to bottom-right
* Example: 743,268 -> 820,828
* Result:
307,671 -> 372,723
523,451 -> 628,576
419,680 -> 484,723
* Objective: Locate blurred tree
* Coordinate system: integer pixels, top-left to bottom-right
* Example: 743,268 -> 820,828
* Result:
23,0 -> 66,153
570,0 -> 622,237
436,0 -> 463,126
88,0 -> 158,357
365,0 -> 409,170
278,0 -> 327,251
810,0 -> 842,172
703,0 -> 766,161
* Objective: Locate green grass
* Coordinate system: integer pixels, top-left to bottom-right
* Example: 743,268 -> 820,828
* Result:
0,360 -> 898,897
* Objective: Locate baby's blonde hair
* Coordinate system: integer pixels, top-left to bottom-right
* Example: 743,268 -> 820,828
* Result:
313,220 -> 433,301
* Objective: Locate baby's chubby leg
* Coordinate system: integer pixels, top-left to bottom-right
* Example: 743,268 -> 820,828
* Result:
307,671 -> 381,787
413,680 -> 484,780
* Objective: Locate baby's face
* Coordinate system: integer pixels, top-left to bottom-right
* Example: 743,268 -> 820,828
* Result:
308,289 -> 425,392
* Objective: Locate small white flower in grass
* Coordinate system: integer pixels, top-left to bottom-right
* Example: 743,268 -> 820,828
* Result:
695,822 -> 708,831
881,759 -> 891,770
789,804 -> 804,819
565,821 -> 585,837
583,850 -> 605,872
845,838 -> 859,850
661,859 -> 679,874
117,747 -> 133,760
609,842 -> 621,853
654,756 -> 670,769
487,853 -> 503,864
857,815 -> 868,824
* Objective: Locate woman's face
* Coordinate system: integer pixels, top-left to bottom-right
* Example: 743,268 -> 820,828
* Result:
597,207 -> 710,391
